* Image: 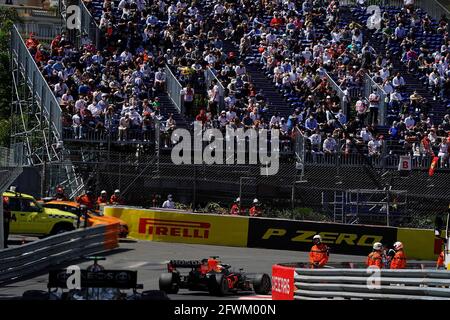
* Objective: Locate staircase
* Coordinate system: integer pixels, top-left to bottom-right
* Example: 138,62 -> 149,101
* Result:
221,40 -> 292,120
157,93 -> 187,128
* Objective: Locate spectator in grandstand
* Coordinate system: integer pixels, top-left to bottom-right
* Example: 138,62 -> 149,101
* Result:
162,194 -> 175,209
368,90 -> 380,126
118,114 -> 130,141
323,133 -> 337,155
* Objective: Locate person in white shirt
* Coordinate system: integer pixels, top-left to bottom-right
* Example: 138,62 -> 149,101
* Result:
392,73 -> 406,91
360,127 -> 373,142
270,113 -> 281,127
404,114 -> 415,130
181,84 -> 195,117
226,108 -> 237,122
72,111 -> 83,139
88,101 -> 103,118
129,107 -> 142,129
310,130 -> 322,152
218,111 -> 228,128
154,68 -> 166,91
323,134 -> 337,154
368,137 -> 381,156
120,49 -> 133,62
368,90 -> 380,125
118,114 -> 130,141
234,63 -> 246,76
162,194 -> 175,209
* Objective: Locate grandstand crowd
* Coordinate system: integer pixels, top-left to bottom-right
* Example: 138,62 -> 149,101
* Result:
23,0 -> 450,164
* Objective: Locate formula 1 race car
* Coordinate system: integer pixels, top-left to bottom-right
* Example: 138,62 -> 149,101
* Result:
158,257 -> 271,296
21,256 -> 168,300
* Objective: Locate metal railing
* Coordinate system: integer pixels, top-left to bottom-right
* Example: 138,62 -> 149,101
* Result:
15,22 -> 63,42
204,67 -> 225,111
339,0 -> 450,21
0,224 -> 119,285
165,64 -> 184,114
324,71 -> 348,115
364,74 -> 388,126
79,0 -> 102,49
11,25 -> 62,138
293,268 -> 450,300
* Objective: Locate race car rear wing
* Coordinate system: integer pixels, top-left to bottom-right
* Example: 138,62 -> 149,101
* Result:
48,269 -> 143,290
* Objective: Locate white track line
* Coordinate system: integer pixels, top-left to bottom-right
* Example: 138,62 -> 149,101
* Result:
127,262 -> 149,269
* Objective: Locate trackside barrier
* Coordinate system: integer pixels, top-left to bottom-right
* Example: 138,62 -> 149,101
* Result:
104,206 -> 441,260
0,223 -> 119,285
103,206 -> 249,247
272,265 -> 450,300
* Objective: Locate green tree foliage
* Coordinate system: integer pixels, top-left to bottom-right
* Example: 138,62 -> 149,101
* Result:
0,7 -> 22,146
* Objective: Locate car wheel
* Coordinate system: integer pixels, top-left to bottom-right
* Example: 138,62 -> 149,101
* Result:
252,274 -> 271,295
50,223 -> 74,235
159,273 -> 179,294
208,273 -> 229,296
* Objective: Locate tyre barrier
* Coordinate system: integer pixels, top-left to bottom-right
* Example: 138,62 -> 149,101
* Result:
272,264 -> 450,300
0,224 -> 120,285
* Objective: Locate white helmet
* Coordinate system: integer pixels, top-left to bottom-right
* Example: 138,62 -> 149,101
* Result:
253,198 -> 259,204
393,241 -> 403,250
313,235 -> 321,243
114,189 -> 120,194
101,190 -> 107,195
373,242 -> 383,250
235,197 -> 240,203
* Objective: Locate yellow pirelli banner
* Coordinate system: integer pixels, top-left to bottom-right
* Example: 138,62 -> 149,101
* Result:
104,206 -> 249,247
396,228 -> 439,261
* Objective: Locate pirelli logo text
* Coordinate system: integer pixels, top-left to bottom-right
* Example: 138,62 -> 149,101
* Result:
138,218 -> 211,239
261,229 -> 383,246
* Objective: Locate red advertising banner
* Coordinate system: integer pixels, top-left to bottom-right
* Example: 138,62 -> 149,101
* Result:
271,265 -> 295,300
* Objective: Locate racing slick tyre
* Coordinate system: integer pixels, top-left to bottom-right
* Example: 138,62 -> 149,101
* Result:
159,273 -> 179,294
252,274 -> 271,295
208,273 -> 229,296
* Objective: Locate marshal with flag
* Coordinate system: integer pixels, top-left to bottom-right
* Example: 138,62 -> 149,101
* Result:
429,156 -> 439,177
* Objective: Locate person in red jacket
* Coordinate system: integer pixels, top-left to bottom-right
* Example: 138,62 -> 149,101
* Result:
366,242 -> 384,268
390,241 -> 407,269
249,198 -> 262,217
110,189 -> 125,205
437,251 -> 446,269
25,33 -> 39,52
76,190 -> 96,210
230,198 -> 241,215
97,190 -> 109,206
195,109 -> 208,125
309,235 -> 329,268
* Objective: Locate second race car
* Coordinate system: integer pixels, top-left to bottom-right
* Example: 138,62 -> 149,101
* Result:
158,257 -> 271,296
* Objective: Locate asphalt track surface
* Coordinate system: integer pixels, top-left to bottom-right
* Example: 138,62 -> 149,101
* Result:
0,238 -> 371,300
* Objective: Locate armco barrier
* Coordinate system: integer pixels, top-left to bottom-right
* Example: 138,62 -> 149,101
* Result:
103,207 -> 248,247
104,206 -> 441,260
272,267 -> 450,300
0,224 -> 119,285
